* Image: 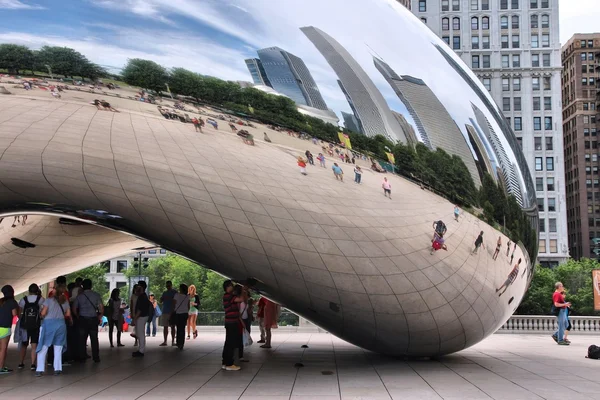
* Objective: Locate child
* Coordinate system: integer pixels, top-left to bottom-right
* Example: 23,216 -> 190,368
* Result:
297,157 -> 307,175
317,153 -> 326,168
454,205 -> 460,221
430,232 -> 448,255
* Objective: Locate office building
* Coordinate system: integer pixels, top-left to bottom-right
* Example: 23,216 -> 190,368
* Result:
562,34 -> 600,260
301,26 -> 407,143
413,0 -> 568,266
392,111 -> 419,146
397,0 -> 412,9
342,111 -> 361,133
103,249 -> 167,293
245,58 -> 271,87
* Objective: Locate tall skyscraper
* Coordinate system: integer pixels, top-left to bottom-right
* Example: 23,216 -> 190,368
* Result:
396,0 -> 411,9
562,34 -> 600,260
342,111 -> 361,133
413,0 -> 568,266
392,111 -> 419,146
253,47 -> 328,110
301,26 -> 406,143
374,57 -> 481,187
245,58 -> 271,87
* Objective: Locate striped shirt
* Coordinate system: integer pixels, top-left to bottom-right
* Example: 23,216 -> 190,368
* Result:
223,293 -> 239,324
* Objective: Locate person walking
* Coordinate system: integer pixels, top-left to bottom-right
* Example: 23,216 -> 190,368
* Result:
72,279 -> 103,363
506,240 -> 512,257
187,285 -> 199,340
354,166 -> 362,184
35,286 -> 70,376
317,153 -> 326,168
496,259 -> 521,296
297,156 -> 308,176
173,284 -> 189,350
492,236 -> 502,260
192,117 -> 202,132
332,163 -> 344,182
222,280 -> 242,371
551,282 -> 571,345
159,281 -> 177,347
305,150 -> 314,166
0,285 -> 18,374
17,283 -> 44,371
382,177 -> 392,199
146,294 -> 159,338
132,284 -> 151,358
472,231 -> 485,254
510,242 -> 517,264
454,205 -> 460,221
256,296 -> 266,344
261,298 -> 279,349
106,288 -> 124,348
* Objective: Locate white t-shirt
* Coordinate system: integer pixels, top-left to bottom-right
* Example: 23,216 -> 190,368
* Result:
240,302 -> 248,319
173,293 -> 190,314
18,295 -> 45,310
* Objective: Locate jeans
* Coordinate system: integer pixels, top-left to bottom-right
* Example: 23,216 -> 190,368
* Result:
137,316 -> 148,353
79,316 -> 99,361
222,322 -> 240,366
108,318 -> 122,346
146,316 -> 156,336
66,318 -> 79,361
354,173 -> 361,183
36,345 -> 63,372
175,313 -> 188,349
554,308 -> 568,342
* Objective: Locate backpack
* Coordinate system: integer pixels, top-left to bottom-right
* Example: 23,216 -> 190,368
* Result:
435,221 -> 447,234
588,345 -> 600,359
21,295 -> 41,330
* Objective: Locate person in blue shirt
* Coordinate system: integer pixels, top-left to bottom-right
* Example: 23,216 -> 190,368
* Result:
332,163 -> 344,182
159,281 -> 177,347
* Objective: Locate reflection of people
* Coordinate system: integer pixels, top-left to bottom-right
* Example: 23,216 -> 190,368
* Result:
551,282 -> 571,345
261,299 -> 279,349
297,157 -> 307,176
430,232 -> 448,255
382,177 -> 392,199
510,242 -> 517,264
332,163 -> 344,182
493,236 -> 502,260
354,166 -> 362,184
506,240 -> 512,256
263,132 -> 271,142
496,258 -> 520,296
454,205 -> 460,221
472,231 -> 485,254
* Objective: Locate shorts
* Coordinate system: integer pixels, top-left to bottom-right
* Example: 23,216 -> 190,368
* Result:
22,328 -> 40,345
0,326 -> 11,340
384,188 -> 391,194
160,313 -> 174,326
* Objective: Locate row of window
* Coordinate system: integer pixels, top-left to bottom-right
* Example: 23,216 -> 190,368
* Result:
539,239 -> 558,254
419,0 -> 550,12
442,15 -> 550,32
533,136 -> 554,150
583,128 -> 599,137
580,52 -> 596,61
535,177 -> 555,192
444,34 -> 550,50
539,218 -> 558,233
535,156 -> 554,170
498,77 -> 551,91
501,96 -> 552,112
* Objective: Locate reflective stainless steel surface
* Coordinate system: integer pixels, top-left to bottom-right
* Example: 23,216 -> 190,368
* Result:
0,0 -> 537,356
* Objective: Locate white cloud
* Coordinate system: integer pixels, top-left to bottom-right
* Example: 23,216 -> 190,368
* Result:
0,0 -> 43,9
559,0 -> 600,45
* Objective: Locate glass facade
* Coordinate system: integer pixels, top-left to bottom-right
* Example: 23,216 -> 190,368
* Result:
244,58 -> 271,87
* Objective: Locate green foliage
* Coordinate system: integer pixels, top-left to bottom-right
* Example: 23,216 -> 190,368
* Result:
0,44 -> 34,75
122,58 -> 169,93
201,270 -> 226,312
66,264 -> 109,302
517,259 -> 600,316
35,46 -> 107,79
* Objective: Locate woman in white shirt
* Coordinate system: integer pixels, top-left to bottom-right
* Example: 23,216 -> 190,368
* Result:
172,284 -> 189,350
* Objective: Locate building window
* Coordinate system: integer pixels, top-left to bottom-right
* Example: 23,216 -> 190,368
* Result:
539,239 -> 546,253
582,65 -> 588,73
483,77 -> 491,91
512,15 -> 520,29
544,96 -> 551,110
545,116 -> 552,130
546,136 -> 553,150
471,17 -> 479,30
534,136 -> 542,150
531,0 -> 538,8
535,157 -> 543,170
548,198 -> 556,212
160,249 -> 167,254
534,117 -> 541,130
442,0 -> 449,11
503,97 -> 511,111
443,36 -> 450,45
514,117 -> 522,131
472,36 -> 480,49
453,17 -> 461,30
546,157 -> 554,171
471,0 -> 478,10
452,0 -> 460,11
419,0 -> 426,12
589,40 -> 594,47
501,16 -> 509,29
582,53 -> 588,61
472,55 -> 480,69
500,0 -> 508,9
482,35 -> 490,48
549,239 -> 557,253
482,0 -> 489,10
453,36 -> 461,50
542,33 -> 549,47
482,55 -> 490,68
543,76 -> 551,90
148,249 -> 157,254
533,96 -> 540,110
539,218 -> 545,232
514,96 -> 521,111
532,53 -> 540,67
442,17 -> 449,31
547,177 -> 555,191
536,177 -> 544,191
538,197 -> 545,211
513,77 -> 521,90
502,78 -> 510,91
532,77 -> 540,90
531,34 -> 539,48
549,218 -> 557,232
581,40 -> 587,48
117,260 -> 127,273
511,0 -> 519,9
512,34 -> 520,48
421,17 -> 428,23
590,52 -> 596,61
482,17 -> 490,30
513,54 -> 520,67
502,54 -> 510,67
501,35 -> 509,49
542,53 -> 550,67
531,14 -> 538,29
541,14 -> 549,28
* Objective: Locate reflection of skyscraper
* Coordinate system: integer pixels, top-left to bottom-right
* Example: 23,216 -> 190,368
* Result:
392,111 -> 418,146
301,26 -> 405,143
373,57 -> 480,187
245,58 -> 271,87
465,124 -> 494,183
254,47 -> 328,110
342,111 -> 361,134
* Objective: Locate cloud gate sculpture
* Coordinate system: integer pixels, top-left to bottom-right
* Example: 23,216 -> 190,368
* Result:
0,0 -> 537,357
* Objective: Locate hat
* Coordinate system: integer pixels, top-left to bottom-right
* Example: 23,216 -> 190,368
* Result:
1,285 -> 14,297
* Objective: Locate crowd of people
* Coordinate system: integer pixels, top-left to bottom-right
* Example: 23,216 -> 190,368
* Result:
0,277 -> 279,375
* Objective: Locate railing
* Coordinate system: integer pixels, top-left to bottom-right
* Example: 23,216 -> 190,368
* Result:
499,315 -> 600,333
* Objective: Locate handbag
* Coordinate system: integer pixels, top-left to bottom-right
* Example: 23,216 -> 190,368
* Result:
243,329 -> 253,347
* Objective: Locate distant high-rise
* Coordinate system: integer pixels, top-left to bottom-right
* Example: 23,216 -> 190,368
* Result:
396,0 -> 411,9
245,58 -> 271,87
254,47 -> 328,110
342,111 -> 361,133
301,26 -> 406,143
374,56 -> 480,187
391,111 -> 418,146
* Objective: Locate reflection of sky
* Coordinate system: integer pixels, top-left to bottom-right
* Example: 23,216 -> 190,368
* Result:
0,0 -> 531,200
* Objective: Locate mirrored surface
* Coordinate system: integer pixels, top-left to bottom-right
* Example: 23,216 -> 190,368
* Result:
0,0 -> 537,356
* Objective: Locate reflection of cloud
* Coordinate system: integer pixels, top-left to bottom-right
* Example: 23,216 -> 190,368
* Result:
0,0 -> 43,9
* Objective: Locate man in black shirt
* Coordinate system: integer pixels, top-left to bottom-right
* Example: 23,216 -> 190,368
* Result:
132,281 -> 150,357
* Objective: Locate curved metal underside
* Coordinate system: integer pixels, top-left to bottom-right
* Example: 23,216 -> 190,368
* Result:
0,0 -> 537,356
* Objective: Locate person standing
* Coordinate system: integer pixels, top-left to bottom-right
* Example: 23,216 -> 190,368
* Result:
354,166 -> 362,184
261,298 -> 279,349
256,296 -> 267,344
510,242 -> 517,264
35,286 -> 70,376
146,294 -> 159,338
454,205 -> 460,221
222,280 -> 242,371
106,288 -> 124,348
472,231 -> 485,254
17,284 -> 44,370
132,284 -> 150,358
492,236 -> 502,260
506,240 -> 512,257
172,284 -> 189,350
297,156 -> 308,176
192,117 -> 202,132
0,285 -> 18,374
332,163 -> 344,182
496,259 -> 521,296
552,282 -> 571,345
317,153 -> 326,168
129,284 -> 139,346
72,279 -> 103,363
159,281 -> 177,347
236,285 -> 249,363
382,177 -> 392,199
187,285 -> 199,340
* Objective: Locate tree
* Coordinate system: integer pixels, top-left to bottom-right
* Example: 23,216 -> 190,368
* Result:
67,264 -> 109,302
36,46 -> 95,78
201,270 -> 226,311
0,44 -> 34,75
122,58 -> 168,93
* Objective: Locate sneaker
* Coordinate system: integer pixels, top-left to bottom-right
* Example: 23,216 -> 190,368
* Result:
35,371 -> 42,377
132,351 -> 144,358
557,341 -> 570,345
224,365 -> 241,371
30,364 -> 36,371
564,339 -> 571,344
221,365 -> 226,370
53,371 -> 62,376
551,334 -> 558,343
17,364 -> 24,369
0,367 -> 12,374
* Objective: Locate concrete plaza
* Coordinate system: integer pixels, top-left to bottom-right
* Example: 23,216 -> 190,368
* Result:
1,331 -> 600,400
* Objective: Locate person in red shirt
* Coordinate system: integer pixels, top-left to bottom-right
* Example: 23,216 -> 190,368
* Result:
552,282 -> 571,345
256,297 -> 267,344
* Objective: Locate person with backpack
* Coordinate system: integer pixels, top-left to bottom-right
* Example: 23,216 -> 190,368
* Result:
17,284 -> 44,371
0,285 -> 19,374
132,282 -> 152,358
35,286 -> 70,376
551,282 -> 571,346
